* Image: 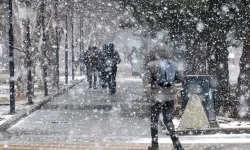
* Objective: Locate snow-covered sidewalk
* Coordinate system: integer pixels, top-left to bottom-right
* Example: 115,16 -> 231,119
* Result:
1,64 -> 250,134
0,76 -> 85,131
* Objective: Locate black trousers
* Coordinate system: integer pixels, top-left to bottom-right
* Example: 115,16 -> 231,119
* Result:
102,67 -> 117,94
87,67 -> 98,88
100,71 -> 107,89
151,100 -> 177,145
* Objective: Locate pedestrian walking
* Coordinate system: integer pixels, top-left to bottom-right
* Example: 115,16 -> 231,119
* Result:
127,47 -> 140,76
142,46 -> 184,150
83,46 -> 99,89
98,44 -> 109,89
99,43 -> 121,95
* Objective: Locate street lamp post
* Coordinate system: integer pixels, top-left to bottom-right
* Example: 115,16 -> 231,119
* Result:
8,0 -> 15,114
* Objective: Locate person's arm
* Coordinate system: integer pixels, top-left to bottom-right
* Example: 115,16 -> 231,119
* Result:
114,51 -> 121,64
173,61 -> 184,83
127,53 -> 132,61
82,51 -> 88,65
98,52 -> 104,70
142,64 -> 153,93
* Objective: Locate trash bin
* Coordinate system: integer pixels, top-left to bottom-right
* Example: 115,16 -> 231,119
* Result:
181,75 -> 218,127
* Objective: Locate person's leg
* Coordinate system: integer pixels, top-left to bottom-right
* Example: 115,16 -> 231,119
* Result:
131,62 -> 135,75
87,67 -> 92,88
103,71 -> 108,89
93,69 -> 97,89
150,102 -> 161,149
162,101 -> 183,149
107,71 -> 112,93
101,71 -> 107,89
110,67 -> 117,94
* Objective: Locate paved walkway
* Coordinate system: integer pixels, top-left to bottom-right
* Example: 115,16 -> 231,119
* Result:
0,75 -> 250,149
0,64 -> 250,149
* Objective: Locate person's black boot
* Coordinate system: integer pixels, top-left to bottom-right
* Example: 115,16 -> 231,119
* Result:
101,85 -> 107,89
173,146 -> 185,150
171,134 -> 184,150
93,82 -> 97,89
173,145 -> 184,150
148,143 -> 159,150
172,139 -> 184,150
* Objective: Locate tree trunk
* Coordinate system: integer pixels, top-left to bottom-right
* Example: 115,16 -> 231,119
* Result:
185,38 -> 207,75
65,14 -> 69,84
41,0 -> 48,96
71,14 -> 75,81
8,0 -> 15,114
79,17 -> 84,75
237,34 -> 250,118
213,41 -> 230,115
25,0 -> 33,104
54,0 -> 59,89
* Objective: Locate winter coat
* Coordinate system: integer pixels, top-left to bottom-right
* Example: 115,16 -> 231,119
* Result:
83,49 -> 99,69
142,48 -> 183,102
98,50 -> 121,72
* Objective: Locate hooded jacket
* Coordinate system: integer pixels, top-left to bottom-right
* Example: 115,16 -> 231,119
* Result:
83,47 -> 99,69
98,44 -> 121,72
142,47 -> 183,102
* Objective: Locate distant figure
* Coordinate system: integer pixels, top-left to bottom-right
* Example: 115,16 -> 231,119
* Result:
83,46 -> 99,89
127,47 -> 140,76
142,46 -> 184,150
99,43 -> 121,95
99,44 -> 109,89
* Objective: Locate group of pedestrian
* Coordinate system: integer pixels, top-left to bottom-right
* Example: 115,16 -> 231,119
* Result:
82,43 -> 121,95
83,43 -> 183,150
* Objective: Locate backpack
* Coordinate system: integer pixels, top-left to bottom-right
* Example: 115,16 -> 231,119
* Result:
156,59 -> 176,87
104,52 -> 114,71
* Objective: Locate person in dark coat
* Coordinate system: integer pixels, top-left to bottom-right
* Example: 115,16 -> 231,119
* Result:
98,44 -> 107,89
99,43 -> 121,95
142,46 -> 184,150
83,46 -> 99,89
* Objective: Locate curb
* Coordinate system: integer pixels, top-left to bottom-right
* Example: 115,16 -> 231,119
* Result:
0,79 -> 84,131
176,127 -> 250,135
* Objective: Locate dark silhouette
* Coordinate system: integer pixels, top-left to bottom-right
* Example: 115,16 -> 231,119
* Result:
83,46 -> 99,89
142,46 -> 184,150
99,44 -> 121,95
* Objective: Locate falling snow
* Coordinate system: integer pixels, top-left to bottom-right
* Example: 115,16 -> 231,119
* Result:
0,0 -> 250,149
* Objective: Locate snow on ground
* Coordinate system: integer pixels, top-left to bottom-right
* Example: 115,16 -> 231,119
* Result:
0,76 -> 85,126
172,118 -> 250,129
116,76 -> 142,82
1,62 -> 249,132
0,97 -> 44,126
220,121 -> 250,128
59,76 -> 85,83
0,114 -> 12,126
131,134 -> 250,144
